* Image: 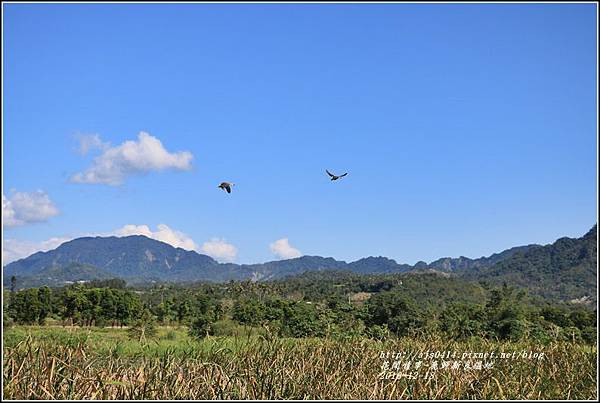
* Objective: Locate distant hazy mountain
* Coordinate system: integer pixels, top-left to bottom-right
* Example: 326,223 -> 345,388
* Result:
4,226 -> 597,302
426,245 -> 541,273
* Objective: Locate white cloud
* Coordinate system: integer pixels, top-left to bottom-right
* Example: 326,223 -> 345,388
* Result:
71,131 -> 193,185
2,191 -> 60,228
2,195 -> 18,227
2,237 -> 71,265
114,224 -> 198,251
76,133 -> 110,155
201,238 -> 238,263
270,238 -> 302,259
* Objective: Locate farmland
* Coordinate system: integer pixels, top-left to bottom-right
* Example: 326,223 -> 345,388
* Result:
3,326 -> 597,400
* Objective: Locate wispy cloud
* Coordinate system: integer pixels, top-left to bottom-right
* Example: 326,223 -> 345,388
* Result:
270,238 -> 302,259
201,238 -> 238,263
76,133 -> 110,155
71,131 -> 193,185
2,237 -> 71,265
2,190 -> 59,228
114,224 -> 198,251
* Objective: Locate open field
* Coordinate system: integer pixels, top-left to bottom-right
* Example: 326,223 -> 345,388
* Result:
2,326 -> 597,400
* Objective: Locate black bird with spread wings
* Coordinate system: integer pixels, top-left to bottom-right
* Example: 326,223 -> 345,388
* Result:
326,169 -> 348,181
218,182 -> 234,193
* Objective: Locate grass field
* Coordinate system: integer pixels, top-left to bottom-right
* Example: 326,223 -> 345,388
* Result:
2,326 -> 597,400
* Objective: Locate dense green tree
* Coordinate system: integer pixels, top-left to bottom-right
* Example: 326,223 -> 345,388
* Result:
232,298 -> 265,326
10,275 -> 17,294
540,306 -> 572,328
4,270 -> 596,345
189,313 -> 214,339
187,293 -> 223,339
366,292 -> 425,337
568,309 -> 596,329
485,285 -> 529,341
8,288 -> 47,324
439,302 -> 486,340
281,302 -> 325,338
37,286 -> 52,322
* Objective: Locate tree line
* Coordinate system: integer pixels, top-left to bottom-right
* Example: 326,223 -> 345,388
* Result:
4,272 -> 596,344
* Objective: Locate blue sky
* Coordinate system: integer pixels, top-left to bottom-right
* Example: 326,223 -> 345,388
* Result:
2,3 -> 597,265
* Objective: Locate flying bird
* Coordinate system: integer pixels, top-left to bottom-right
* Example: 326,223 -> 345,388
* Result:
326,169 -> 348,181
218,182 -> 234,193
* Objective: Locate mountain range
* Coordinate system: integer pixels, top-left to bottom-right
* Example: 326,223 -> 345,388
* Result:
3,225 -> 597,302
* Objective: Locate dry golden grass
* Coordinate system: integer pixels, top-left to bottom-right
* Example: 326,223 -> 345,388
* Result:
2,327 -> 597,400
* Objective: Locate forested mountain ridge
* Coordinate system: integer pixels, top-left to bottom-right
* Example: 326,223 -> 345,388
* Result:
3,226 -> 597,303
465,225 -> 597,302
2,236 -> 536,284
3,236 -> 221,282
426,244 -> 541,273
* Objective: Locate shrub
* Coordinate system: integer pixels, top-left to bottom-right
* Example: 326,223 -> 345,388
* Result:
496,318 -> 528,341
581,326 -> 597,344
127,309 -> 157,342
162,330 -> 178,341
189,314 -> 214,339
210,319 -> 247,337
562,326 -> 582,343
366,324 -> 390,340
439,303 -> 486,340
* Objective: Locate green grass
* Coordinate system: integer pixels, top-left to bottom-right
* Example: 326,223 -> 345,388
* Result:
3,326 -> 597,399
3,325 -> 282,357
